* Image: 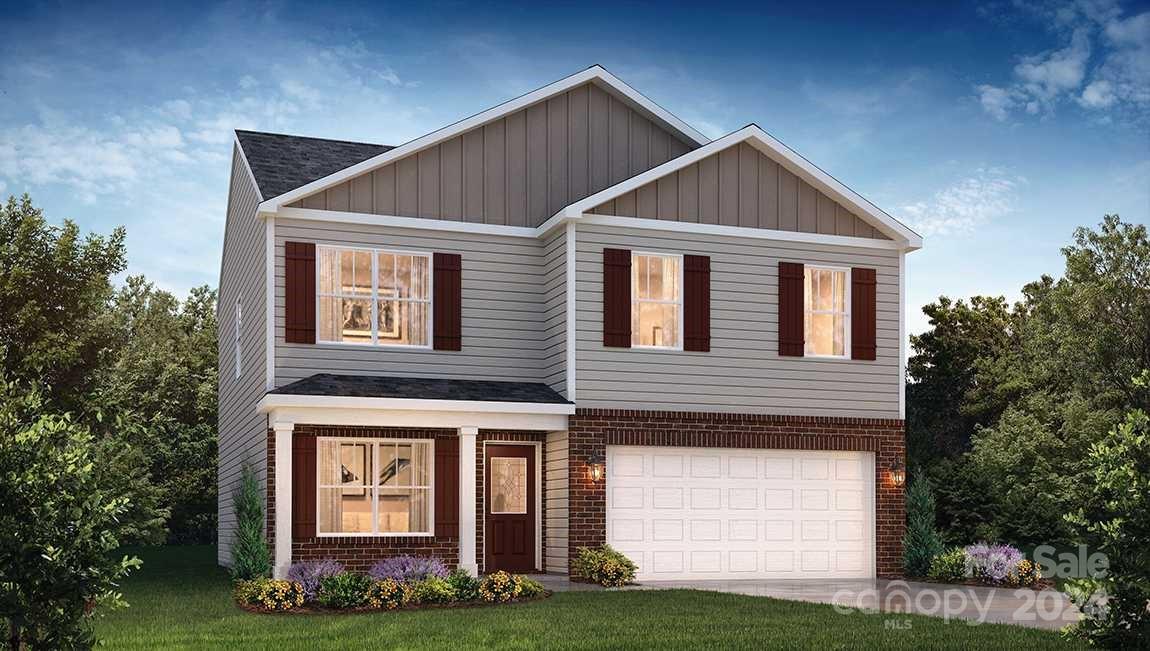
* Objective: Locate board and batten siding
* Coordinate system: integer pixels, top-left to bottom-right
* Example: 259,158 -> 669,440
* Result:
544,430 -> 569,573
217,147 -> 269,566
274,218 -> 552,386
575,223 -> 901,418
590,142 -> 888,240
542,227 -> 567,396
289,82 -> 696,228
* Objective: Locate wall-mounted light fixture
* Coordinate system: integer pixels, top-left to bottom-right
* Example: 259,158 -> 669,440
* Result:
889,460 -> 906,488
588,452 -> 606,483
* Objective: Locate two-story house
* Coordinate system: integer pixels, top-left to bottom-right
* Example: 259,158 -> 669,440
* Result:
218,66 -> 921,582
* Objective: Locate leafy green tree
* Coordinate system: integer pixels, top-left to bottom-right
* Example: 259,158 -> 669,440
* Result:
902,471 -> 943,577
0,378 -> 141,649
230,463 -> 271,580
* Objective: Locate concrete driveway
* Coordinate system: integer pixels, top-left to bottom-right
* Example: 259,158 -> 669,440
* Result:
629,578 -> 1081,631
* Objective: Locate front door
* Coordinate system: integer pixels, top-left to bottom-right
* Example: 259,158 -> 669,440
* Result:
484,445 -> 536,572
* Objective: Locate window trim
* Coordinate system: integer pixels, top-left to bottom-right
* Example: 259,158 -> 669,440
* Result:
233,299 -> 242,379
314,244 -> 434,350
630,251 -> 684,351
315,437 -> 436,538
803,264 -> 852,360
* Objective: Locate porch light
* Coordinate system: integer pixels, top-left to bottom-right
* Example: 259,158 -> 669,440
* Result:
588,453 -> 606,483
889,460 -> 906,488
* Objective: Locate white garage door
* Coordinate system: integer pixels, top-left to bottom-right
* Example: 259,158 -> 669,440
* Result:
606,446 -> 875,580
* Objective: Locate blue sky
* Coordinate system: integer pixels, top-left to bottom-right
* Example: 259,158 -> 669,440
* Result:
2,0 -> 1147,338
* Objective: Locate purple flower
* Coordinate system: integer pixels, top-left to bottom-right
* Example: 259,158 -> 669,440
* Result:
368,556 -> 448,582
964,543 -> 1024,584
287,559 -> 344,600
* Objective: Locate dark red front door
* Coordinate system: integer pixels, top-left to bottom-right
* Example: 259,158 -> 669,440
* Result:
485,445 -> 536,572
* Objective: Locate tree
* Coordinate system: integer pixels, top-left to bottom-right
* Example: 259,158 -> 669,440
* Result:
902,471 -> 943,577
230,463 -> 270,581
0,378 -> 141,649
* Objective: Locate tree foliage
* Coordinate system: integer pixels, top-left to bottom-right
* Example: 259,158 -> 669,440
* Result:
230,463 -> 271,581
902,471 -> 943,577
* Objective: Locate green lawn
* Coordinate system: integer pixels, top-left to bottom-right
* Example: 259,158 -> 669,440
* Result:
97,546 -> 1080,649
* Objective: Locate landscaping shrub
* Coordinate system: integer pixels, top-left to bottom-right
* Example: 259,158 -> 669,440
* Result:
928,547 -> 968,583
1005,559 -> 1041,588
234,578 -> 304,611
446,568 -> 481,602
368,556 -> 448,583
965,543 -> 1024,584
229,463 -> 271,580
572,545 -> 637,587
479,571 -> 523,602
287,559 -> 344,601
411,577 -> 456,604
902,472 -> 944,577
366,579 -> 413,610
517,576 -> 546,599
317,572 -> 374,609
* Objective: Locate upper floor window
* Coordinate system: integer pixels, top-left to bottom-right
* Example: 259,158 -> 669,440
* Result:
317,246 -> 431,347
632,253 -> 682,349
233,299 -> 242,378
317,438 -> 433,536
804,266 -> 849,357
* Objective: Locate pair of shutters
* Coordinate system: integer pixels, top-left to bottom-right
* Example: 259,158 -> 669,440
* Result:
602,251 -> 877,360
284,242 -> 461,350
290,436 -> 460,540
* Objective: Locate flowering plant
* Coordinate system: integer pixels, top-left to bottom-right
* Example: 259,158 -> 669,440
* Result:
964,542 -> 1024,584
367,579 -> 412,610
234,578 -> 305,611
479,571 -> 522,602
287,559 -> 344,601
1006,558 -> 1042,587
369,556 -> 448,583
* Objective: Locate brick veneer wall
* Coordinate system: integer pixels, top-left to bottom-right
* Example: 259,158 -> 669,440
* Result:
567,409 -> 907,578
266,425 -> 547,573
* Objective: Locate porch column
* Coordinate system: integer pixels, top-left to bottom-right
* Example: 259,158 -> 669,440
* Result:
273,421 -> 294,579
458,426 -> 479,575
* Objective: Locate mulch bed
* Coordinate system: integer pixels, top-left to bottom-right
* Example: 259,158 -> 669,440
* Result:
914,578 -> 1056,591
237,592 -> 552,615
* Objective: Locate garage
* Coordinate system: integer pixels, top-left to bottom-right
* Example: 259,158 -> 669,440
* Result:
606,446 -> 875,580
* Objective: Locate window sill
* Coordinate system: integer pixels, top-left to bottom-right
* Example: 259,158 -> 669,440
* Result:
628,345 -> 684,353
302,341 -> 435,351
315,532 -> 435,539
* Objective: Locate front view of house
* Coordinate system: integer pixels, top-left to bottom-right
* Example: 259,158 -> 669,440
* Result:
217,66 -> 920,582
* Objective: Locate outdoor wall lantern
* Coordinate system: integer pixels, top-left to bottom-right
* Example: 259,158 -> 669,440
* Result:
588,453 -> 606,483
889,460 -> 906,488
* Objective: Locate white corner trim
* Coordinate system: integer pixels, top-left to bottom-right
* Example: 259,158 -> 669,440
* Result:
565,222 -> 577,401
258,65 -> 709,211
557,125 -> 923,249
898,250 -> 907,419
579,213 -> 906,250
264,216 -> 275,391
258,393 -> 575,415
275,206 -> 539,238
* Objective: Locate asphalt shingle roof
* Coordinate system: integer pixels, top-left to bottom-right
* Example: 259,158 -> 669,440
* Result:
269,373 -> 573,405
235,130 -> 393,200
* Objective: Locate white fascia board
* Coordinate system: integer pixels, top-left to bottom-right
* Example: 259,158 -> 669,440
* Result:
233,132 -> 265,203
258,65 -> 708,212
261,404 -> 570,431
257,393 -> 575,416
578,214 -> 905,250
276,206 -> 539,238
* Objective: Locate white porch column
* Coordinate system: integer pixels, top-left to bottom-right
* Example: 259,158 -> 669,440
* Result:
458,426 -> 479,575
273,421 -> 294,579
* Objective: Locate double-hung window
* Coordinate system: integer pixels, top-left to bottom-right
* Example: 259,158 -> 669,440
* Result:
804,266 -> 850,357
631,253 -> 682,349
317,246 -> 431,346
317,438 -> 433,536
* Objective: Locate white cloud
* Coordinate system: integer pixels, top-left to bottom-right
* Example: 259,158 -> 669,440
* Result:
1079,78 -> 1117,106
897,169 -> 1025,237
977,84 -> 1019,120
1014,28 -> 1091,102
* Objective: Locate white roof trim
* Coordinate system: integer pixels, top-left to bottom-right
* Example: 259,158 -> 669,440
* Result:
257,393 -> 575,415
257,394 -> 572,431
558,125 -> 923,250
257,65 -> 709,211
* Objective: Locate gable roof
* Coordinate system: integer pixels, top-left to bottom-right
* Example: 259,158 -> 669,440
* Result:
556,125 -> 923,249
235,130 -> 393,200
256,65 -> 711,212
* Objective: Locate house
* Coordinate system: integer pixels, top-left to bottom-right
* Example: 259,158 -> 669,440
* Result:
218,65 -> 921,582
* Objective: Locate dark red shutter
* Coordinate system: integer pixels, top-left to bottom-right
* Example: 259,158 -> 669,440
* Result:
291,434 -> 317,540
851,267 -> 877,360
434,438 -> 460,538
778,261 -> 805,357
603,248 -> 632,347
433,253 -> 462,351
284,242 -> 316,344
684,255 -> 711,352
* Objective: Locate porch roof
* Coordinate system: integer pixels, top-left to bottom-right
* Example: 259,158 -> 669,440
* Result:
268,373 -> 573,405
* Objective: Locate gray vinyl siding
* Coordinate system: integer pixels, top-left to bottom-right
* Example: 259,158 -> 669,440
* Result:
590,142 -> 888,240
544,430 -> 569,573
542,226 -> 567,396
217,147 -> 269,566
575,223 -> 901,418
289,82 -> 696,228
274,218 -> 550,385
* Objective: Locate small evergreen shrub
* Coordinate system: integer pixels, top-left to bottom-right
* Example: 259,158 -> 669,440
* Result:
411,576 -> 456,604
479,571 -> 522,602
233,578 -> 304,611
573,545 -> 636,587
368,556 -> 448,582
927,547 -> 968,583
517,576 -> 546,598
317,572 -> 374,609
902,471 -> 944,578
446,568 -> 481,602
287,559 -> 344,601
366,579 -> 412,610
230,463 -> 271,580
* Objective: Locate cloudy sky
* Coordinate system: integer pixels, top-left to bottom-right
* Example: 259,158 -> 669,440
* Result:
2,0 -> 1147,338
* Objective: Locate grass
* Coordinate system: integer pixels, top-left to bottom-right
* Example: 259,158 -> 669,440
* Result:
97,546 -> 1082,649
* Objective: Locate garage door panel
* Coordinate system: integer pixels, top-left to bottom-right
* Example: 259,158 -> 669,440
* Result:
607,446 -> 874,580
